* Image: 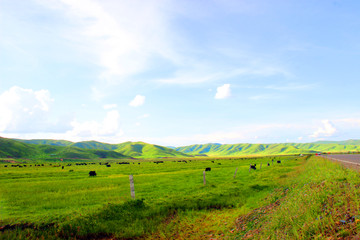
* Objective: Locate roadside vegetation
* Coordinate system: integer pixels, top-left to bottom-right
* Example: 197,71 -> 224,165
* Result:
235,156 -> 360,239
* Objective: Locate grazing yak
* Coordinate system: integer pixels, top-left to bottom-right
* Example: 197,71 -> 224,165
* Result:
89,171 -> 97,177
277,160 -> 281,164
205,167 -> 211,171
250,164 -> 257,170
118,162 -> 130,165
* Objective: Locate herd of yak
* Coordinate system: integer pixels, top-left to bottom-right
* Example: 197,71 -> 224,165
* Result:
2,158 -> 283,177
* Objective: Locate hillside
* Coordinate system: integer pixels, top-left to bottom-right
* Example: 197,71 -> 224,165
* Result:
70,141 -> 117,151
284,143 -> 360,152
175,143 -> 316,156
175,141 -> 360,156
10,138 -> 190,158
9,137 -> 360,158
1,137 -> 128,160
0,137 -> 40,158
115,141 -> 190,158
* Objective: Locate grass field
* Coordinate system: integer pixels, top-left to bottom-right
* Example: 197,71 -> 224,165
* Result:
0,155 -> 301,239
2,155 -> 360,239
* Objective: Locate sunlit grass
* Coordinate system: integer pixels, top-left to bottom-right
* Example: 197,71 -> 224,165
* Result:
235,156 -> 360,239
1,155 -> 303,239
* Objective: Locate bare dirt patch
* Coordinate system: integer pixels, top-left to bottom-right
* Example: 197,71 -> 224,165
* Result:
0,159 -> 21,163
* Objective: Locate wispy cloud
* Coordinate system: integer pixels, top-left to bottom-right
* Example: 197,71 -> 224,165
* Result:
35,0 -> 292,100
36,0 -> 178,88
265,83 -> 315,91
138,114 -> 150,119
334,118 -> 360,126
157,65 -> 289,85
249,94 -> 281,100
137,123 -> 308,146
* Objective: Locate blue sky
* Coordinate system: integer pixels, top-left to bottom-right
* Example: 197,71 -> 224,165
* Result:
1,0 -> 360,146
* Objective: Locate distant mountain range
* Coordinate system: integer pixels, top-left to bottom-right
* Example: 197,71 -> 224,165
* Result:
1,137 -> 360,160
174,140 -> 360,156
0,137 -> 128,160
175,143 -> 315,156
6,138 -> 189,159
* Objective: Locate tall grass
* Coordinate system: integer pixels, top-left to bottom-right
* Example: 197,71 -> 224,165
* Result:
236,156 -> 360,239
1,155 -> 302,239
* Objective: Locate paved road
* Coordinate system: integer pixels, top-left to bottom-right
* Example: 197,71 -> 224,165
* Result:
322,154 -> 360,170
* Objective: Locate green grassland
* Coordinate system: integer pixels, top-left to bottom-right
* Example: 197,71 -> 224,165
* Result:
2,154 -> 360,239
1,155 -> 302,239
234,156 -> 360,239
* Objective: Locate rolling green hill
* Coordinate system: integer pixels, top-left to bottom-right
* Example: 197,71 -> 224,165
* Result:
70,141 -> 117,151
175,141 -> 360,156
0,137 -> 40,158
8,137 -> 360,158
9,138 -> 190,159
283,143 -> 360,152
114,141 -> 190,158
0,137 -> 128,160
175,143 -> 316,156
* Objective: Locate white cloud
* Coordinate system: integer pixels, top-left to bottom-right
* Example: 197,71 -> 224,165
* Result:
310,120 -> 337,138
1,109 -> 124,143
103,104 -> 117,110
0,86 -> 124,142
129,95 -> 145,107
70,110 -> 122,138
0,86 -> 58,133
215,84 -> 231,99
